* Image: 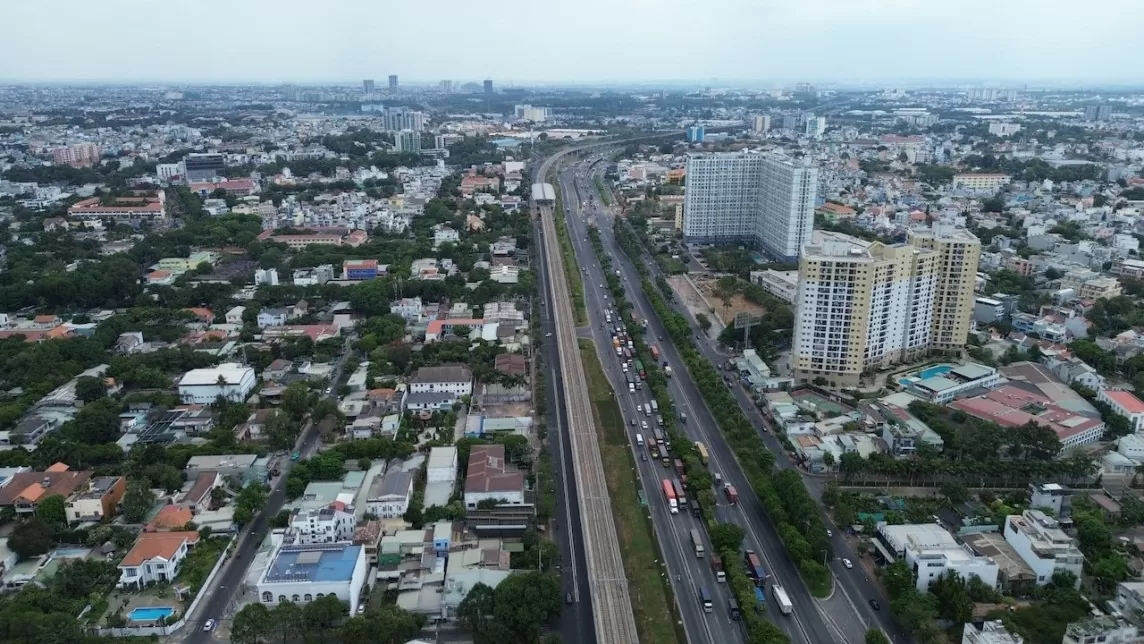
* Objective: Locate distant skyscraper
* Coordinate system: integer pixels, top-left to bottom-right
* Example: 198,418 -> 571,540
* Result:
388,75 -> 398,90
394,130 -> 421,154
804,116 -> 826,139
686,125 -> 705,143
682,152 -> 818,262
751,115 -> 771,133
483,79 -> 494,94
1084,105 -> 1112,122
362,79 -> 375,94
382,107 -> 425,133
51,143 -> 101,168
440,80 -> 452,93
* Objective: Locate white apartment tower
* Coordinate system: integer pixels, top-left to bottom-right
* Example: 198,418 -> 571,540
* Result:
683,152 -> 818,262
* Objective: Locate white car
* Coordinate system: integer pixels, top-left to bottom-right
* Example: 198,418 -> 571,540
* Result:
842,558 -> 853,569
826,529 -> 833,538
203,619 -> 216,632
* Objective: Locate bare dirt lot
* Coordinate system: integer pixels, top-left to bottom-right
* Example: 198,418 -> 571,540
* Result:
677,275 -> 767,325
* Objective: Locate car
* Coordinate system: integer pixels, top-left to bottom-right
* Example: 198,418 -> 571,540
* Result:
843,558 -> 853,569
203,619 -> 216,632
629,418 -> 636,426
641,421 -> 648,430
565,592 -> 574,605
869,599 -> 881,611
826,529 -> 833,538
641,453 -> 648,462
658,334 -> 664,341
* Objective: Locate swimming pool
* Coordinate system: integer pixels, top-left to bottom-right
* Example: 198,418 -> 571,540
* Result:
53,548 -> 92,558
128,607 -> 175,622
918,364 -> 953,379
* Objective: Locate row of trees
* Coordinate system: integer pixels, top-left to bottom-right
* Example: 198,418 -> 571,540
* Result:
232,596 -> 426,644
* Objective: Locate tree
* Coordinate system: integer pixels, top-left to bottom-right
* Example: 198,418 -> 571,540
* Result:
121,478 -> 154,523
234,484 -> 268,525
9,518 -> 53,560
302,594 -> 347,642
269,601 -> 304,644
36,494 -> 67,528
341,605 -> 426,644
940,481 -> 968,505
232,603 -> 272,644
709,523 -> 745,553
74,376 -> 106,403
865,629 -> 891,644
881,560 -> 914,599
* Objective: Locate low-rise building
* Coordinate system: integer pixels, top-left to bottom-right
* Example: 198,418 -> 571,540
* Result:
177,363 -> 257,404
289,504 -> 356,544
225,306 -> 246,326
962,620 -> 1025,644
425,447 -> 458,508
952,383 -> 1105,451
464,444 -> 525,510
410,365 -> 473,397
1002,510 -> 1084,586
0,463 -> 93,516
257,308 -> 289,329
1099,390 -> 1144,433
749,269 -> 799,304
902,363 -> 1001,405
256,542 -> 368,608
64,475 -> 127,523
184,454 -> 264,485
1063,616 -> 1138,644
117,531 -> 200,588
876,522 -> 999,591
365,470 -> 414,518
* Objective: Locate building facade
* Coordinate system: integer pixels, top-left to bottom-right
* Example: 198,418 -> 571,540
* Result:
908,224 -> 982,351
1003,510 -> 1084,586
183,153 -> 226,182
256,543 -> 368,609
683,152 -> 818,262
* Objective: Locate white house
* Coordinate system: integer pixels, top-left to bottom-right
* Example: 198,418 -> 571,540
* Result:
288,505 -> 356,544
117,531 -> 200,588
365,470 -> 415,518
225,306 -> 246,326
392,297 -> 425,322
1002,510 -> 1084,586
409,365 -> 473,396
257,308 -> 289,329
177,363 -> 257,404
256,543 -> 368,609
433,225 -> 460,248
877,523 -> 998,591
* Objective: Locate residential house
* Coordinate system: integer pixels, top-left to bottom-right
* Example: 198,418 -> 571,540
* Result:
257,308 -> 289,329
226,306 -> 246,326
117,531 -> 201,588
146,505 -> 194,532
0,464 -> 93,516
288,503 -> 356,544
1099,389 -> 1144,433
115,331 -> 146,355
180,471 -> 221,513
1042,354 -> 1106,390
64,476 -> 127,523
263,359 -> 293,382
365,470 -> 415,518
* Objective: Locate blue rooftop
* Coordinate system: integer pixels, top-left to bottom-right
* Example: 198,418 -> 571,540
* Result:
265,544 -> 361,583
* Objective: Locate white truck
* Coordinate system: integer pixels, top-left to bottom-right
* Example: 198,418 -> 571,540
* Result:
772,585 -> 793,615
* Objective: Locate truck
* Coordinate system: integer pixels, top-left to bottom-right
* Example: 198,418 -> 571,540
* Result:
690,528 -> 705,557
672,478 -> 687,507
649,345 -> 660,361
772,585 -> 793,615
696,442 -> 709,466
673,459 -> 686,480
745,550 -> 767,585
728,597 -> 741,621
699,587 -> 712,613
653,428 -> 664,444
662,479 -> 678,514
634,360 -> 646,380
724,485 -> 739,505
753,587 -> 766,613
710,554 -> 726,582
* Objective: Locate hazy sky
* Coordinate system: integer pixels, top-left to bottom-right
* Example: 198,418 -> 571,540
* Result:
0,0 -> 1138,84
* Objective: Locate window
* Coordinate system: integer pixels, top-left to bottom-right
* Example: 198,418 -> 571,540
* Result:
263,592 -> 273,602
293,594 -> 301,602
279,595 -> 287,602
304,594 -> 313,602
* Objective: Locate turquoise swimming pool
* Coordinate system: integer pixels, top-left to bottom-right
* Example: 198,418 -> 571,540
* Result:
899,364 -> 955,387
128,607 -> 175,622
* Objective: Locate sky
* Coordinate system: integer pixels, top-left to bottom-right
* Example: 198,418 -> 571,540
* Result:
0,0 -> 1139,85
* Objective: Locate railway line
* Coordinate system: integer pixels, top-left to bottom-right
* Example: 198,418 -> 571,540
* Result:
535,151 -> 639,644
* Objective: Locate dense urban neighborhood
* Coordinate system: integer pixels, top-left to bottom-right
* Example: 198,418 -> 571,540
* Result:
4,33 -> 1144,644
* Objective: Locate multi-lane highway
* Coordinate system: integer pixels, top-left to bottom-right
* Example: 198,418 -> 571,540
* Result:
560,153 -> 855,644
577,157 -> 909,643
554,162 -> 743,644
534,151 -> 640,644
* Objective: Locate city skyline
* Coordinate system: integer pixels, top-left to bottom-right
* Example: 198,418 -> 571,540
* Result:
1,0 -> 1141,84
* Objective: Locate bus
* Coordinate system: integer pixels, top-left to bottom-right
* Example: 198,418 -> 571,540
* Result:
696,442 -> 709,466
699,587 -> 712,613
690,529 -> 705,557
